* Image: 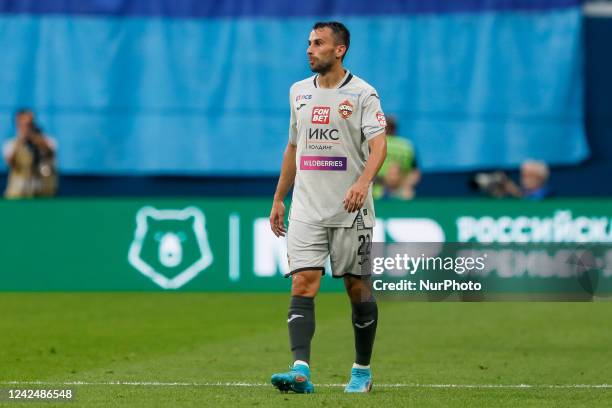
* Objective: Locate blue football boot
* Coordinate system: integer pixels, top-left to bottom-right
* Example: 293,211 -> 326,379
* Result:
344,367 -> 373,393
271,363 -> 314,394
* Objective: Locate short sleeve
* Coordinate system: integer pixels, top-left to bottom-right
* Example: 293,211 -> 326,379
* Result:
288,90 -> 298,146
45,136 -> 58,151
361,90 -> 386,140
2,139 -> 15,162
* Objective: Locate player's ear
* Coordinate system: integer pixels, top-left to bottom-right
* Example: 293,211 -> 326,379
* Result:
336,44 -> 346,60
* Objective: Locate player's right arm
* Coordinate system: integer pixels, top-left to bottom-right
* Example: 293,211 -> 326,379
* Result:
271,87 -> 299,237
3,139 -> 22,168
271,87 -> 300,237
270,143 -> 297,237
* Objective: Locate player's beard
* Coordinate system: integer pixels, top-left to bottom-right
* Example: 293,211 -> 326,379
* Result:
310,59 -> 334,75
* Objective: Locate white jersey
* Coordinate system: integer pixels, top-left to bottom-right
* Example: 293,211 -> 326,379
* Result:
288,70 -> 386,227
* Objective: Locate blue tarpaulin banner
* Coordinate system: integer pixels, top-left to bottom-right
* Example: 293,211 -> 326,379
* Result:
0,0 -> 587,174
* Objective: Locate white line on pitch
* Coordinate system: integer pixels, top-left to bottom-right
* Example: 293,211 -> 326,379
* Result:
1,381 -> 612,389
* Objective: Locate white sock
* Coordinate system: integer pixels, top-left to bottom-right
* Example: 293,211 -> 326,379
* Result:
353,363 -> 370,369
293,360 -> 309,368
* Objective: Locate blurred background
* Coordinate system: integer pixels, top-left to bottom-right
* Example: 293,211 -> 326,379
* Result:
2,4 -> 612,403
0,0 -> 611,291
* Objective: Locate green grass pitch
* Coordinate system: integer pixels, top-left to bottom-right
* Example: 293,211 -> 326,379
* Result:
1,293 -> 611,407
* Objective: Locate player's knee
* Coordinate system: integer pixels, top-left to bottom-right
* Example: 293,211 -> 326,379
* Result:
291,271 -> 320,297
344,277 -> 372,302
348,287 -> 368,303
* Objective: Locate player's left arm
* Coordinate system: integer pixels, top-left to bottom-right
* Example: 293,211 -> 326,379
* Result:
344,132 -> 387,212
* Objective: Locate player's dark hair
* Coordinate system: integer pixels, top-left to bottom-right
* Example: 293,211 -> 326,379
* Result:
15,107 -> 32,117
14,107 -> 42,133
312,21 -> 350,60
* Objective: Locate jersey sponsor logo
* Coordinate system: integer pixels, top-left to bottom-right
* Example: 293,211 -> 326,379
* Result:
338,99 -> 354,119
308,128 -> 339,140
295,94 -> 312,102
300,155 -> 347,171
311,106 -> 330,124
307,144 -> 333,151
307,128 -> 340,151
376,111 -> 387,127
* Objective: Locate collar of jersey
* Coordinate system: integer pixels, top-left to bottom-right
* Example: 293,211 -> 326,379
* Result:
314,70 -> 351,89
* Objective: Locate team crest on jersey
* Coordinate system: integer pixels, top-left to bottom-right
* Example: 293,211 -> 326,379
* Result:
376,111 -> 387,127
338,100 -> 354,119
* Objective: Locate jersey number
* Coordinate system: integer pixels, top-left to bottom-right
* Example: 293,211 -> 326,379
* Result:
357,234 -> 371,266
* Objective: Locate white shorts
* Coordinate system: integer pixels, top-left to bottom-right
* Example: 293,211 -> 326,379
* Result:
286,214 -> 373,278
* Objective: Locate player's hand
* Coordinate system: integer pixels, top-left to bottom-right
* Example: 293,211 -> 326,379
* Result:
343,180 -> 369,213
269,200 -> 287,237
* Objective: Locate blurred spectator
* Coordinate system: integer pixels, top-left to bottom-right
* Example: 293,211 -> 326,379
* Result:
470,160 -> 552,200
512,160 -> 552,200
373,116 -> 420,200
3,109 -> 58,199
